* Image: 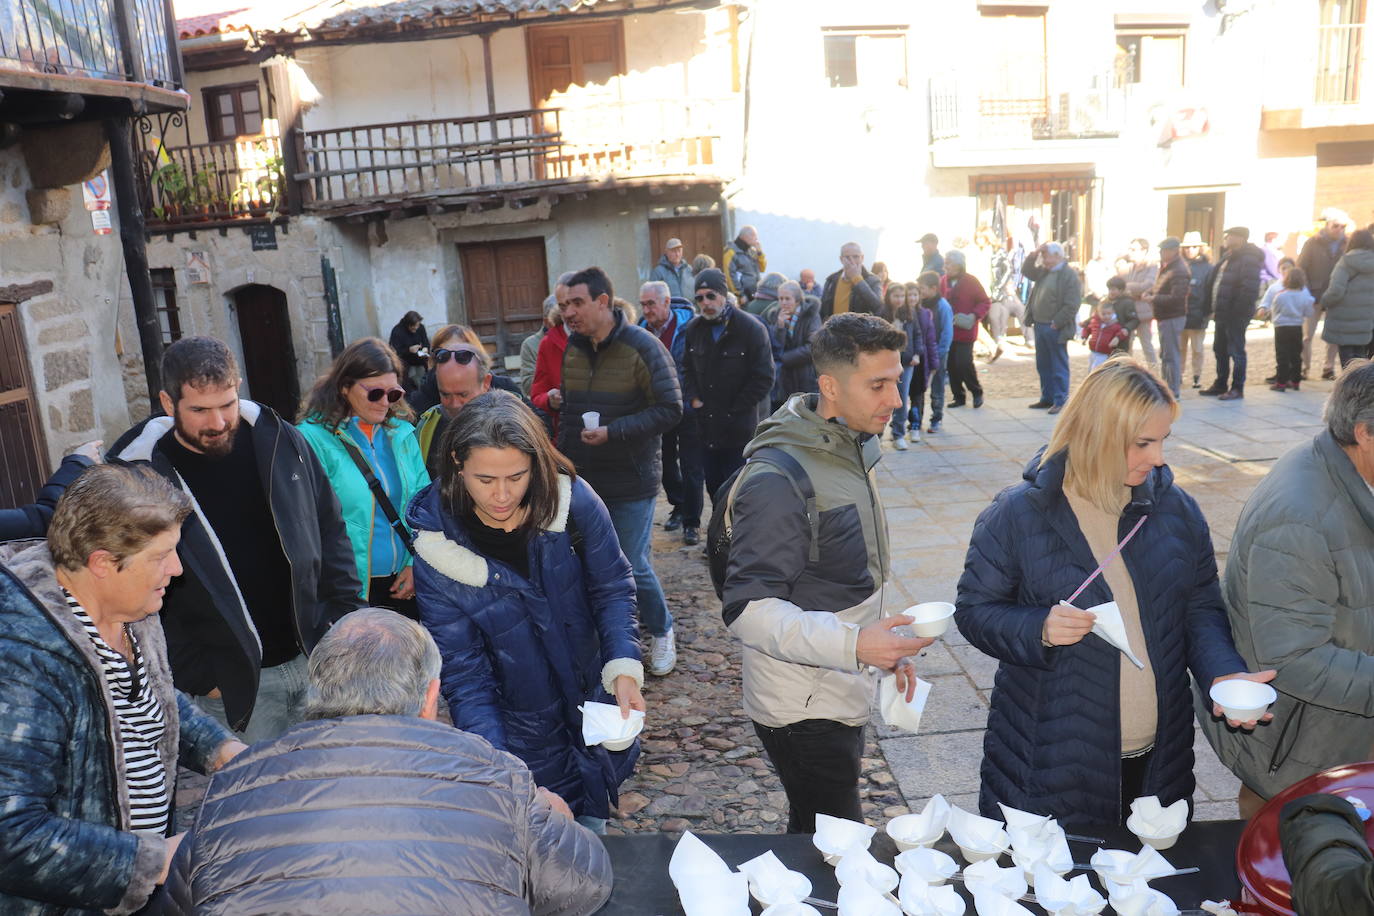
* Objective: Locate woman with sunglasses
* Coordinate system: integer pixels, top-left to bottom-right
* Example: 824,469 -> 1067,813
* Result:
298,338 -> 429,618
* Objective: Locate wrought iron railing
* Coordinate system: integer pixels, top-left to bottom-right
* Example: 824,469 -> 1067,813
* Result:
0,0 -> 181,88
929,73 -> 1124,144
138,124 -> 285,225
297,101 -> 723,207
1315,22 -> 1364,105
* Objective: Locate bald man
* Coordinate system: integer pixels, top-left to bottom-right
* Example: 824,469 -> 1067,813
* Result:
820,242 -> 884,318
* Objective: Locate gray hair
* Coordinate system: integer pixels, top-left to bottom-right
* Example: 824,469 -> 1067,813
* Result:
640,280 -> 670,303
945,250 -> 967,268
304,608 -> 441,720
1044,242 -> 1065,257
542,295 -> 561,325
556,270 -> 577,287
1325,360 -> 1374,446
778,280 -> 803,301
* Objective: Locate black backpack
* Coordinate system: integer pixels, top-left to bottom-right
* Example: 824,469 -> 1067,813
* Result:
706,446 -> 821,599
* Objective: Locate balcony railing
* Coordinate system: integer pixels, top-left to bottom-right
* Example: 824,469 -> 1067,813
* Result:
0,0 -> 181,89
297,101 -> 725,208
1316,22 -> 1364,105
930,73 -> 1124,145
138,133 -> 285,226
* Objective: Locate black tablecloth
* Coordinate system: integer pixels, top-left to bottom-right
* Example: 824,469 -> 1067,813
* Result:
598,821 -> 1245,914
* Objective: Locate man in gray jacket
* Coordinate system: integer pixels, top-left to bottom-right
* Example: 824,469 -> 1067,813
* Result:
161,608 -> 611,916
1197,362 -> 1374,818
722,313 -> 934,833
1022,242 -> 1082,414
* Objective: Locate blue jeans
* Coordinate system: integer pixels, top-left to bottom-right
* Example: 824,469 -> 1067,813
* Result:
195,653 -> 309,744
890,365 -> 914,437
1034,323 -> 1070,406
927,354 -> 948,424
1212,313 -> 1250,391
605,496 -> 673,636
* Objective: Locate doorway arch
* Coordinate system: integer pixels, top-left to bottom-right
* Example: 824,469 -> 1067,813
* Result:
231,284 -> 300,420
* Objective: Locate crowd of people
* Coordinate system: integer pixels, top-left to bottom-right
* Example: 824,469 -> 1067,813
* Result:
5,215 -> 1374,914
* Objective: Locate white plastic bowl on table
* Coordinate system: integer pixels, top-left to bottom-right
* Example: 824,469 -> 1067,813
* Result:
1125,814 -> 1183,850
1208,679 -> 1277,722
905,601 -> 956,638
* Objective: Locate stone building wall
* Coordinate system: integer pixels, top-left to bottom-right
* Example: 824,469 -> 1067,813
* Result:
0,145 -> 133,463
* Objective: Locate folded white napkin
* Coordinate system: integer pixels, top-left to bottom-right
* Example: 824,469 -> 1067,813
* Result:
577,701 -> 645,746
668,830 -> 731,883
947,805 -> 1011,856
997,803 -> 1052,837
1082,601 -> 1145,669
1128,795 -> 1188,837
1032,866 -> 1107,916
1009,824 -> 1072,882
962,859 -> 1028,899
899,877 -> 967,916
837,880 -> 902,916
737,850 -> 811,906
761,904 -> 822,916
880,673 -> 933,732
813,813 -> 876,859
670,831 -> 751,914
1090,846 -> 1175,887
1107,878 -> 1180,916
970,891 -> 1036,916
835,846 -> 899,894
888,794 -> 951,848
894,847 -> 958,884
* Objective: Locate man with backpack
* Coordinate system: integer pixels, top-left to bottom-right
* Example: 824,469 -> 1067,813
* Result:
713,313 -> 934,832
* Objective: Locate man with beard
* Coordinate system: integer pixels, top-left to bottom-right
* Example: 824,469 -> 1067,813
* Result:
109,337 -> 361,741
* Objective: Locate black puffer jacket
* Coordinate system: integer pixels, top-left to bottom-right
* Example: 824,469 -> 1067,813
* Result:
1201,242 -> 1265,321
157,715 -> 612,915
558,308 -> 682,503
1281,793 -> 1374,915
955,449 -> 1245,826
1185,256 -> 1212,329
682,305 -> 775,450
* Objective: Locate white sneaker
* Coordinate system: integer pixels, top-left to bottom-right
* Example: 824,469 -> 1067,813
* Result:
648,629 -> 677,676
893,437 -> 909,451
908,429 -> 921,443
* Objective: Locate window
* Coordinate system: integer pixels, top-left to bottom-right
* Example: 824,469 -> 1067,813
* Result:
150,269 -> 182,345
203,82 -> 263,141
1114,22 -> 1187,91
822,28 -> 908,89
1316,0 -> 1365,104
526,21 -> 625,105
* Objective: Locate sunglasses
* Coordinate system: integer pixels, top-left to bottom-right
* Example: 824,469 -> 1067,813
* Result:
358,383 -> 405,404
434,347 -> 480,366
694,291 -> 721,303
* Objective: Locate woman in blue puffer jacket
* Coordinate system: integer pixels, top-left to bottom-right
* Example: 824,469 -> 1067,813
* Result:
955,357 -> 1271,826
409,391 -> 644,832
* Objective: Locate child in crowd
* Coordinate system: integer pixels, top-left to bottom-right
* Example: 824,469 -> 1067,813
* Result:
1103,275 -> 1140,353
1080,298 -> 1129,370
915,272 -> 954,434
1271,267 -> 1315,391
1257,257 -> 1297,325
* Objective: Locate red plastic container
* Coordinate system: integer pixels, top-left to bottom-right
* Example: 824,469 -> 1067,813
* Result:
1234,760 -> 1374,915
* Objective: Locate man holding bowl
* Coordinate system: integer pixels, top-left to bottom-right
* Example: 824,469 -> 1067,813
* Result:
1199,360 -> 1374,816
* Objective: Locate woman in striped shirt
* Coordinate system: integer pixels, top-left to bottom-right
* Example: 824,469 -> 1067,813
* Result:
0,464 -> 246,915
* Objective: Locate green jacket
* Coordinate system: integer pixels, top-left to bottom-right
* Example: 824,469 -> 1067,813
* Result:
1023,258 -> 1083,342
1281,793 -> 1374,915
413,405 -> 448,480
1196,431 -> 1374,797
297,417 -> 428,595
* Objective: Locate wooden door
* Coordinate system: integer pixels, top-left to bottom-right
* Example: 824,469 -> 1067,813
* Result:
650,216 -> 724,274
232,285 -> 300,420
0,303 -> 50,509
458,238 -> 550,357
527,21 -> 625,106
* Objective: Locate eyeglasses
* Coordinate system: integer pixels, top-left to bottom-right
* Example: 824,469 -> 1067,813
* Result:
694,291 -> 720,303
434,347 -> 480,366
359,383 -> 405,404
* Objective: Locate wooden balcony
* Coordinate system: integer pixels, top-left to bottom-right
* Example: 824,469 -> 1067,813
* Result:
294,101 -> 726,213
0,0 -> 186,113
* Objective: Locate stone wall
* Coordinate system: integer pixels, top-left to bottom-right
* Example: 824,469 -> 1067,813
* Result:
0,145 -> 132,463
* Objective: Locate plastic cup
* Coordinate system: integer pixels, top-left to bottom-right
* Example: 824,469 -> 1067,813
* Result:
1126,814 -> 1182,850
957,845 -> 1001,864
905,602 -> 956,638
1209,679 -> 1277,722
582,411 -> 601,429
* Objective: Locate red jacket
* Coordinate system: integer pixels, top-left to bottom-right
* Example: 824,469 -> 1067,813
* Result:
530,323 -> 569,435
1080,315 -> 1128,354
941,273 -> 991,343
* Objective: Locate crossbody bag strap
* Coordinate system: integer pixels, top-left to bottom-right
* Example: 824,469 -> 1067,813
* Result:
337,433 -> 415,552
1065,514 -> 1147,606
750,446 -> 821,566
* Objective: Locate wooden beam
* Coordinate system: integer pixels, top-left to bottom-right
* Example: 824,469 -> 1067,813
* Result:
0,70 -> 188,112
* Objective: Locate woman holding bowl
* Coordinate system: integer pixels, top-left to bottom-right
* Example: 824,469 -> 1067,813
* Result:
409,391 -> 644,833
955,357 -> 1273,825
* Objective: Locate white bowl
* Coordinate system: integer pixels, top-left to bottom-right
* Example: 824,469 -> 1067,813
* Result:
907,601 -> 956,638
749,871 -> 812,906
1209,679 -> 1277,722
602,734 -> 637,752
885,813 -> 942,851
957,844 -> 1003,864
1126,814 -> 1182,850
